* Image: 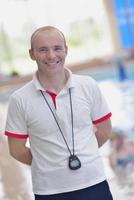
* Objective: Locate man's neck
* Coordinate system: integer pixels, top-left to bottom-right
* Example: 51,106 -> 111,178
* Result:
37,69 -> 68,94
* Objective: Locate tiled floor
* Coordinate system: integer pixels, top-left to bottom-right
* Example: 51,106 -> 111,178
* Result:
0,103 -> 134,200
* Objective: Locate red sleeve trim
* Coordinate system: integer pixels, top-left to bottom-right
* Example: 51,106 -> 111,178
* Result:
92,112 -> 112,125
5,131 -> 29,139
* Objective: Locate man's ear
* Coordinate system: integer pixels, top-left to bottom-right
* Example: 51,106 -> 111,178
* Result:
29,49 -> 36,60
65,45 -> 68,56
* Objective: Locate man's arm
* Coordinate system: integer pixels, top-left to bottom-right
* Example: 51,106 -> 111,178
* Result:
94,118 -> 112,148
8,137 -> 32,165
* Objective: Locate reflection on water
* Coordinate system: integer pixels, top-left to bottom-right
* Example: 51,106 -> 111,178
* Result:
99,79 -> 134,199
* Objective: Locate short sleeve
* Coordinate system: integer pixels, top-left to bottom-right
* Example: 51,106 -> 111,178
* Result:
91,80 -> 112,124
5,95 -> 28,139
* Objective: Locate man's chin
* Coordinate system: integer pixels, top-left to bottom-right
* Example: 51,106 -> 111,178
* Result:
47,64 -> 63,71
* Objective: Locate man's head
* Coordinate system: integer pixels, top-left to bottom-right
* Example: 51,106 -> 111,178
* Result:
29,26 -> 68,76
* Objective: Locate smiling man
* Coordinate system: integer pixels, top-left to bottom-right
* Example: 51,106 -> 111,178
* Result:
29,27 -> 68,90
5,26 -> 113,200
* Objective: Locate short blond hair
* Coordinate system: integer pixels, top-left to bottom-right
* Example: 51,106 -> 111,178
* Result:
30,26 -> 66,49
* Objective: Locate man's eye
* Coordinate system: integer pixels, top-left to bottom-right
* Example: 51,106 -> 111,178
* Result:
55,47 -> 62,51
39,48 -> 48,52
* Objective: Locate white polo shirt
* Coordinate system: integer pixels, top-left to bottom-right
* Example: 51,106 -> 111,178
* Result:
5,68 -> 112,195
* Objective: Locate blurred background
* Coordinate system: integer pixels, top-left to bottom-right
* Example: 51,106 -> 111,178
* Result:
1,0 -> 134,199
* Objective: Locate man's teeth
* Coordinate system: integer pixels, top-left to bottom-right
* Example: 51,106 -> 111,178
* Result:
45,61 -> 59,64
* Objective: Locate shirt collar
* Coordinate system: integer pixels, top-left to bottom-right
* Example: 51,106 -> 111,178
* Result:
32,67 -> 75,92
65,68 -> 75,89
33,73 -> 44,91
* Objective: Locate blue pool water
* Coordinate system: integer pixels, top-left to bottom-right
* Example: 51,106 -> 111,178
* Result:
88,65 -> 134,82
87,65 -> 134,141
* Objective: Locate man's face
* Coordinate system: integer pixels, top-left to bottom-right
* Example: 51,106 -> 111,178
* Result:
29,30 -> 68,75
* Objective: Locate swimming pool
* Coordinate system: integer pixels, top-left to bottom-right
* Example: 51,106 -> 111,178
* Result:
88,64 -> 134,82
90,64 -> 134,136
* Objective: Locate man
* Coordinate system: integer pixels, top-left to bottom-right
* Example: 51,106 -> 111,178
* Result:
5,26 -> 113,200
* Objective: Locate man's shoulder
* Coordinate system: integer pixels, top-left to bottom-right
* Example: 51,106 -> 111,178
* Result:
72,73 -> 97,85
11,80 -> 34,99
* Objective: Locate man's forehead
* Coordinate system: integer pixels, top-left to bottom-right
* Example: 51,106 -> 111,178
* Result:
31,27 -> 66,48
33,29 -> 64,41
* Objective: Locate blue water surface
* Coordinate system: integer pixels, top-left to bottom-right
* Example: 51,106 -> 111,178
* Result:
87,64 -> 134,140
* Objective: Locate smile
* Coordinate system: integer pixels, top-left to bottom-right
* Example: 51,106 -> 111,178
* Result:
45,61 -> 60,65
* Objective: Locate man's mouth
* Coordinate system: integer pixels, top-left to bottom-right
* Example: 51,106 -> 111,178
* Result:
44,60 -> 60,65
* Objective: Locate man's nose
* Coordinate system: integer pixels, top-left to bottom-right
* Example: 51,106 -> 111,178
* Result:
47,49 -> 56,58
